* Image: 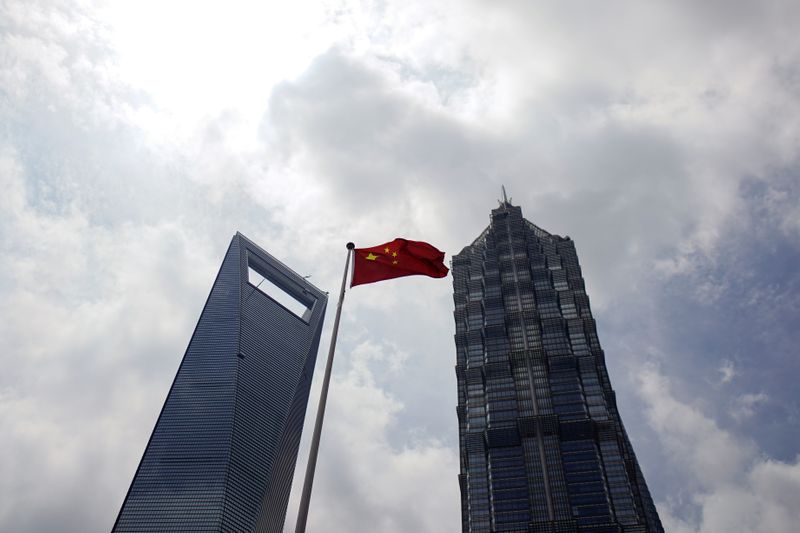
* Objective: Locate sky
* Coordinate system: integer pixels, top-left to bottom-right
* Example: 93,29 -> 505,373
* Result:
1,0 -> 799,531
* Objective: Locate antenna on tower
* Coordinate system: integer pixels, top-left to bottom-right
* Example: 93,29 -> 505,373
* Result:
501,185 -> 511,205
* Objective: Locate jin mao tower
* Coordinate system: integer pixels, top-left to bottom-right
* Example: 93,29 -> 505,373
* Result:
452,199 -> 662,532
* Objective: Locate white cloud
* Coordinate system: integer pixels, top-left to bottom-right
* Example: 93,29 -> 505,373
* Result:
99,0 -> 341,138
0,146 -> 222,531
638,366 -> 799,533
286,339 -> 459,533
730,392 -> 769,422
718,360 -> 737,385
638,365 -> 752,488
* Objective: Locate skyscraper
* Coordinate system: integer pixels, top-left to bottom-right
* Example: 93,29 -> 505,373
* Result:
113,233 -> 327,533
452,200 -> 663,533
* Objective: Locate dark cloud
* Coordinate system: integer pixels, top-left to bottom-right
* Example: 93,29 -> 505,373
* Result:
264,49 -> 497,225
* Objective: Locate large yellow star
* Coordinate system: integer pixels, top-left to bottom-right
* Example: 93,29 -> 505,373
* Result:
365,252 -> 379,261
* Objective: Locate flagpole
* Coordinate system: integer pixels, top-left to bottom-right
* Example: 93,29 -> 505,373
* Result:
295,242 -> 355,533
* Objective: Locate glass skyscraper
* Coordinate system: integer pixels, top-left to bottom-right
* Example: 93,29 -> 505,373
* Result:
452,201 -> 663,532
113,233 -> 327,533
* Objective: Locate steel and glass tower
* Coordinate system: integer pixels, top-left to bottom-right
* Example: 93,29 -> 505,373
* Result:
452,200 -> 662,532
113,233 -> 327,533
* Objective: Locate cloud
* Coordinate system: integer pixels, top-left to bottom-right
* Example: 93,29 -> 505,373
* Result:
257,0 -> 800,307
637,365 -> 752,489
0,145 -> 222,531
638,366 -> 800,533
730,392 -> 769,422
287,339 -> 459,533
717,360 -> 737,385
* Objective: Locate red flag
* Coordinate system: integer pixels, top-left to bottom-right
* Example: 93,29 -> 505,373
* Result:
351,238 -> 449,287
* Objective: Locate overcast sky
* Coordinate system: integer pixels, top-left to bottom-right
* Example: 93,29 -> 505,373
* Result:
2,0 -> 799,531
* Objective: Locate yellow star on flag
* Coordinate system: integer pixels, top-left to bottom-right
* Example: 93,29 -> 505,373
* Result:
365,252 -> 379,261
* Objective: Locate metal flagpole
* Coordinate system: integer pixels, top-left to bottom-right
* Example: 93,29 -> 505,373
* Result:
295,242 -> 355,533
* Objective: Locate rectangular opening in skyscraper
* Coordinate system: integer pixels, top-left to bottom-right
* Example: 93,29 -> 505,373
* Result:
247,259 -> 312,320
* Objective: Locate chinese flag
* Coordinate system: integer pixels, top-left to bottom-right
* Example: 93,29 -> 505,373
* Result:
351,238 -> 449,287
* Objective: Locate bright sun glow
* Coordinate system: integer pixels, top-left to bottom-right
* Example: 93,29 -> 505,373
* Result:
100,0 -> 340,142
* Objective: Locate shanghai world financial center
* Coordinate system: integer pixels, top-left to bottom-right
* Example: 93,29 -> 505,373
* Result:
113,233 -> 327,533
114,203 -> 661,532
452,201 -> 662,532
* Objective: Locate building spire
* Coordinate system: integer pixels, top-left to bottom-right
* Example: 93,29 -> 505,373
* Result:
500,185 -> 512,206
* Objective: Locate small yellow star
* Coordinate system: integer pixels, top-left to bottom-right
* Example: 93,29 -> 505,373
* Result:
392,260 -> 398,265
384,247 -> 390,253
392,251 -> 398,257
365,252 -> 379,261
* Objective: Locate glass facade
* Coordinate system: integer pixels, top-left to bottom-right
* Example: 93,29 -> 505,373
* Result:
113,233 -> 327,533
453,203 -> 663,533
